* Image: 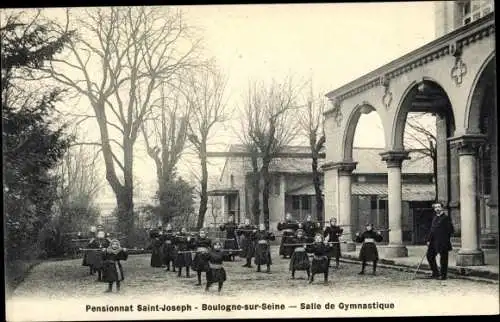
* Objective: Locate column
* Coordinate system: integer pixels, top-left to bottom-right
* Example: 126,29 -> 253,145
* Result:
449,134 -> 486,266
221,195 -> 226,221
380,151 -> 409,257
332,161 -> 357,252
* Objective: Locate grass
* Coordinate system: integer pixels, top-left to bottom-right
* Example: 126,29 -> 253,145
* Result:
5,259 -> 43,298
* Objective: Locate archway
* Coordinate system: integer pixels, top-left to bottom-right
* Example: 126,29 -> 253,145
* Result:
391,79 -> 457,246
342,102 -> 384,161
466,54 -> 497,241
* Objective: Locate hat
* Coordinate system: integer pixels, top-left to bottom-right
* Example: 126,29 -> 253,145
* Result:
96,224 -> 104,231
213,239 -> 222,246
296,229 -> 304,234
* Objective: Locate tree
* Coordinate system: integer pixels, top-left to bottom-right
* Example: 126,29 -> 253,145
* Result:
145,176 -> 195,226
141,83 -> 191,218
43,7 -> 202,242
53,144 -> 103,234
404,113 -> 437,196
1,11 -> 73,259
298,90 -> 326,226
243,78 -> 304,229
186,62 -> 229,229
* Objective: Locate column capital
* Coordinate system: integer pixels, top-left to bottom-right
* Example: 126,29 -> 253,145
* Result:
448,134 -> 487,156
329,161 -> 358,176
380,150 -> 410,168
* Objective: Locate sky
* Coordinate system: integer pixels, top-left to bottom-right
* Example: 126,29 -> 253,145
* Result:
7,2 -> 438,212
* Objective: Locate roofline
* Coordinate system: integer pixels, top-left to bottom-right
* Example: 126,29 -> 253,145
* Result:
324,13 -> 495,112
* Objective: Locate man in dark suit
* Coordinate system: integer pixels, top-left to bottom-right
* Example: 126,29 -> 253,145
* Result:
426,201 -> 455,280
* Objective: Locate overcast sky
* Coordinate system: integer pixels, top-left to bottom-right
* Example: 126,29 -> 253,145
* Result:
11,2 -> 437,211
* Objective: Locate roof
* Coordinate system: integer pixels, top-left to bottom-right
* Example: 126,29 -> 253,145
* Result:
223,144 -> 432,175
287,182 -> 435,201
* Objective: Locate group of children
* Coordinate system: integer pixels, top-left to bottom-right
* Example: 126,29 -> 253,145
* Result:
82,226 -> 129,293
82,219 -> 384,293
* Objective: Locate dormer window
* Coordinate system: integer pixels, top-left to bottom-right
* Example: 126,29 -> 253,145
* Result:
462,0 -> 494,26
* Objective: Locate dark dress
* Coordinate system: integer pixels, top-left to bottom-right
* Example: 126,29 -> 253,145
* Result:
253,231 -> 275,266
162,231 -> 177,266
174,233 -> 194,268
81,233 -> 95,267
289,236 -> 311,271
206,249 -> 227,283
324,225 -> 343,258
306,242 -> 330,274
191,237 -> 212,272
101,248 -> 128,283
237,225 -> 256,259
150,229 -> 164,268
355,230 -> 383,262
277,220 -> 300,257
302,221 -> 321,240
87,238 -> 111,270
219,222 -> 239,259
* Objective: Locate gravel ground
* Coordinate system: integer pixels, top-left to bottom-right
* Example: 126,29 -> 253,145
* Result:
11,246 -> 499,300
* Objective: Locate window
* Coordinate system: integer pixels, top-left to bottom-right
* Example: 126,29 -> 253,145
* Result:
462,0 -> 494,26
370,197 -> 378,210
301,196 -> 310,210
274,177 -> 281,195
292,196 -> 300,210
230,175 -> 234,188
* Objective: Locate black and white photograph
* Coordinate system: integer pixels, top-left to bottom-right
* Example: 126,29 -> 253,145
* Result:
3,1 -> 498,320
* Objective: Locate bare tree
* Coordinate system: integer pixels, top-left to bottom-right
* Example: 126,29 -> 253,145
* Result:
243,77 -> 304,229
42,7 -> 202,241
185,62 -> 229,229
141,83 -> 191,223
404,113 -> 437,196
298,90 -> 326,226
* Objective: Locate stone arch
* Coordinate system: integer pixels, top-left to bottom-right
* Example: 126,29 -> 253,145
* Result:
342,101 -> 382,160
465,52 -> 496,133
391,77 -> 456,151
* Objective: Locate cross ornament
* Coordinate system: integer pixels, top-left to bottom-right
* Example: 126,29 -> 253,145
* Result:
451,58 -> 467,85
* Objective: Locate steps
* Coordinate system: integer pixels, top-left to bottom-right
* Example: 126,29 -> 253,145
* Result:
451,235 -> 498,250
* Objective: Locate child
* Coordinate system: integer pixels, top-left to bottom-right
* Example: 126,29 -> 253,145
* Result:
149,226 -> 164,268
192,229 -> 212,286
162,224 -> 177,272
236,218 -> 257,268
253,224 -> 275,273
206,240 -> 227,293
354,223 -> 383,275
101,239 -> 128,293
289,229 -> 311,279
174,227 -> 195,277
324,217 -> 343,269
87,228 -> 111,281
306,233 -> 330,284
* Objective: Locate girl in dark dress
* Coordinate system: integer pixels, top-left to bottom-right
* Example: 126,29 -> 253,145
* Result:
289,229 -> 311,279
101,239 -> 128,293
253,224 -> 275,273
354,223 -> 383,275
306,233 -> 330,284
174,227 -> 195,278
277,213 -> 300,259
87,230 -> 111,281
324,217 -> 343,269
162,224 -> 177,272
149,227 -> 164,268
206,240 -> 227,293
219,215 -> 239,261
237,218 -> 257,268
82,229 -> 95,274
191,229 -> 212,286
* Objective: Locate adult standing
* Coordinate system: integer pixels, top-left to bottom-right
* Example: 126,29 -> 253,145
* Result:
425,201 -> 454,280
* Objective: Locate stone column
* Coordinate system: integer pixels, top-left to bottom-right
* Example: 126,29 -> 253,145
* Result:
221,195 -> 226,220
449,134 -> 486,266
331,161 -> 357,252
380,151 -> 409,257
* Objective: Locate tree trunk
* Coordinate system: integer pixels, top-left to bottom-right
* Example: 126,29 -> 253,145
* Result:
312,156 -> 324,226
116,186 -> 134,247
197,144 -> 208,229
251,154 -> 260,225
261,159 -> 271,230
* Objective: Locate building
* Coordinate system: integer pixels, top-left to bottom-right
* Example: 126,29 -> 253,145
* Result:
322,1 -> 496,265
208,145 -> 435,244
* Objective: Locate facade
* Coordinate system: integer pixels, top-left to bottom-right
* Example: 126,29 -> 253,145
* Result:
322,1 -> 496,265
208,145 -> 435,245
